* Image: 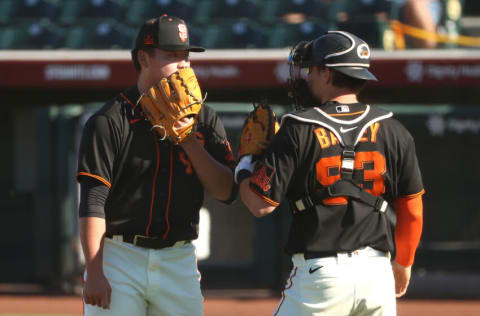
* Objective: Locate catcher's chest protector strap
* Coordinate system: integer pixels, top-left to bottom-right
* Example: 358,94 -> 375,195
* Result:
282,105 -> 393,213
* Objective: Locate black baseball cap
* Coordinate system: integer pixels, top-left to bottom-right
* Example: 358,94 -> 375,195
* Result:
133,15 -> 205,53
311,31 -> 377,81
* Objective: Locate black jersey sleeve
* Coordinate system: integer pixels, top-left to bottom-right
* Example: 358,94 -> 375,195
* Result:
78,177 -> 109,218
77,113 -> 122,188
249,121 -> 299,206
396,126 -> 424,197
197,105 -> 236,172
196,105 -> 237,203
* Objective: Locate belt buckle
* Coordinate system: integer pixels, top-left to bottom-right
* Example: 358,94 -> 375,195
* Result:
133,235 -> 141,246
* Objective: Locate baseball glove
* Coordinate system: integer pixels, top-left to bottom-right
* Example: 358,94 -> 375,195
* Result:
138,67 -> 204,144
238,103 -> 280,158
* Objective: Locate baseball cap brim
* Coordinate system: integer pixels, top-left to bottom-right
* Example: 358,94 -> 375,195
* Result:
187,45 -> 205,52
334,67 -> 378,81
159,44 -> 205,52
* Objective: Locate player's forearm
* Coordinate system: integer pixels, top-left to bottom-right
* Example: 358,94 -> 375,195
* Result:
79,217 -> 107,273
394,194 -> 423,266
239,179 -> 275,217
181,137 -> 234,201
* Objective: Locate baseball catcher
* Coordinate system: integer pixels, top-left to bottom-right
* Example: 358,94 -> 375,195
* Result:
138,66 -> 205,144
235,31 -> 424,316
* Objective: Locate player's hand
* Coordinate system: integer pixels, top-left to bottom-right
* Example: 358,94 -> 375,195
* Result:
83,269 -> 112,309
177,117 -> 196,146
392,261 -> 411,298
175,116 -> 194,128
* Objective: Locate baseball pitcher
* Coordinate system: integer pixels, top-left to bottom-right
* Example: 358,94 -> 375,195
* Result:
77,15 -> 236,316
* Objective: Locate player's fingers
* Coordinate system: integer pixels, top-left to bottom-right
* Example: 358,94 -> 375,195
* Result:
395,284 -> 401,297
104,286 -> 112,309
393,271 -> 401,297
85,294 -> 99,307
396,286 -> 406,298
395,278 -> 408,297
100,298 -> 108,309
83,291 -> 93,305
94,292 -> 105,307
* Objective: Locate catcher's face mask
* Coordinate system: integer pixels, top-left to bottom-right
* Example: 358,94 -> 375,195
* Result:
287,41 -> 317,110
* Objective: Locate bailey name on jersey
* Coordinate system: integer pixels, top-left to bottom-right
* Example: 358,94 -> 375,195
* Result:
314,122 -> 381,149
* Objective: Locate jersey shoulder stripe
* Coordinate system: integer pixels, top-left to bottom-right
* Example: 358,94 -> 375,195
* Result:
77,172 -> 112,188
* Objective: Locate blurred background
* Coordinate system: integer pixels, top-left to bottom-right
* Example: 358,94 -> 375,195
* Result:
0,0 -> 479,301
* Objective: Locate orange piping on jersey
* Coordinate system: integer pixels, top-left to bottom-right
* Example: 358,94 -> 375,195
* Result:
120,92 -> 143,117
323,197 -> 348,205
77,172 -> 111,189
162,146 -> 174,240
329,110 -> 365,117
120,92 -> 135,108
394,193 -> 423,267
145,138 -> 161,237
248,186 -> 280,207
399,189 -> 425,199
273,267 -> 297,316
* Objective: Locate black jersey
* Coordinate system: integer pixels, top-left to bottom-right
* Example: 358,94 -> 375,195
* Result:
77,86 -> 236,242
249,102 -> 424,255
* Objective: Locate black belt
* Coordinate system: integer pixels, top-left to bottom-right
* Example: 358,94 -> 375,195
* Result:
304,248 -> 387,260
106,233 -> 189,250
303,251 -> 339,260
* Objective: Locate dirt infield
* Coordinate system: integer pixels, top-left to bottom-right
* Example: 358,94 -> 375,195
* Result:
0,294 -> 480,316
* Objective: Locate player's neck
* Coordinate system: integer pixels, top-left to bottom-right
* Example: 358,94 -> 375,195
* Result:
319,85 -> 359,105
329,93 -> 359,104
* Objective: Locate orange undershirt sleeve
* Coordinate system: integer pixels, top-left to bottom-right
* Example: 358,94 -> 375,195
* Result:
394,192 -> 424,267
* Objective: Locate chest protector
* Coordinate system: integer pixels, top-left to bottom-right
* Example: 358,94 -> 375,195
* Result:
282,105 -> 393,214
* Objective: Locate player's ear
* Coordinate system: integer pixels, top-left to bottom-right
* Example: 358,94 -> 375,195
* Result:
323,67 -> 332,84
138,50 -> 149,69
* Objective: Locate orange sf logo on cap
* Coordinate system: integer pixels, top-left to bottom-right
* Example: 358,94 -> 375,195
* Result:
357,44 -> 370,59
144,35 -> 154,45
178,24 -> 188,43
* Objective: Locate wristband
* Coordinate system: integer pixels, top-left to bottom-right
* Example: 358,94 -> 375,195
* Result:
234,155 -> 255,184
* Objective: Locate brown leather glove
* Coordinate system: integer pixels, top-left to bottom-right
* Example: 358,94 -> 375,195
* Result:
238,103 -> 280,158
139,67 -> 204,144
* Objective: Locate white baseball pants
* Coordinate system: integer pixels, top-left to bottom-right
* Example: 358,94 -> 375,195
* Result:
273,247 -> 396,316
84,237 -> 203,316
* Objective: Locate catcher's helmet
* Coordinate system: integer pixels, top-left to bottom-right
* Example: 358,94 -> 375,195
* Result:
287,31 -> 377,109
311,31 -> 377,81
